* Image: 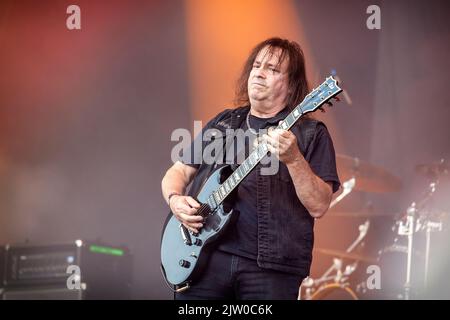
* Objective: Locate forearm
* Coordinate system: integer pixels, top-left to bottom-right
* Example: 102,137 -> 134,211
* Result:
286,155 -> 332,218
161,162 -> 202,233
161,167 -> 190,205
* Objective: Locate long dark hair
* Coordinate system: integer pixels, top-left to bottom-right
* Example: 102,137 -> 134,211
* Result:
234,37 -> 310,111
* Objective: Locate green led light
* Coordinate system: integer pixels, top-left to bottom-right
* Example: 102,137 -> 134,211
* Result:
89,245 -> 124,256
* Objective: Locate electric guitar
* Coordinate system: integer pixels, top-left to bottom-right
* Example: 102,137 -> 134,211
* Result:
161,76 -> 343,291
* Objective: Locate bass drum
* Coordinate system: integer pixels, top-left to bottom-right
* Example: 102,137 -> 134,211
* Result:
310,283 -> 358,300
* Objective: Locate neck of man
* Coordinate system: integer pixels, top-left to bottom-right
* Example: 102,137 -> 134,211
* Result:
249,101 -> 286,118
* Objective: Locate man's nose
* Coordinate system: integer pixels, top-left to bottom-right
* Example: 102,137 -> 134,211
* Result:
255,68 -> 266,78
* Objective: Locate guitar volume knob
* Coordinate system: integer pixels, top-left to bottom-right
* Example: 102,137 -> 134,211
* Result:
179,259 -> 191,268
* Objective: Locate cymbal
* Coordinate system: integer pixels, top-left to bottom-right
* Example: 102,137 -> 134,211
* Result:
314,247 -> 378,264
336,154 -> 402,193
415,159 -> 449,179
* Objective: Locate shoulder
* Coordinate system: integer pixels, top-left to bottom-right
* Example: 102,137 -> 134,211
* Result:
291,117 -> 333,151
292,117 -> 328,136
205,105 -> 250,129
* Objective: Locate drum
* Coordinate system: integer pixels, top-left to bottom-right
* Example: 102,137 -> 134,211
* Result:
375,241 -> 424,299
309,283 -> 358,300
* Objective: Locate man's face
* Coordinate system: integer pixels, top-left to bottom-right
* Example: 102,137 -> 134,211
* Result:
247,46 -> 290,109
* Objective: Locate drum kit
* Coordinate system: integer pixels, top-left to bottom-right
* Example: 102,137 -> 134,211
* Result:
300,155 -> 449,300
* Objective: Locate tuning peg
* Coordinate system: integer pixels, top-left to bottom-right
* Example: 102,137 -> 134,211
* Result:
326,101 -> 333,107
333,96 -> 341,102
319,107 -> 326,113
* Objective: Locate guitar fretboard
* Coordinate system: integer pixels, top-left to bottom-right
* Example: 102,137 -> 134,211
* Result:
203,77 -> 341,212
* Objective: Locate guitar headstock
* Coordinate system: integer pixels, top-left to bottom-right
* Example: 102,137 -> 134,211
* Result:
300,76 -> 343,114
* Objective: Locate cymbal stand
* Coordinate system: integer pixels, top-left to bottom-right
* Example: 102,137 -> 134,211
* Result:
423,220 -> 442,287
398,203 -> 416,300
397,180 -> 439,299
301,219 -> 370,299
330,177 -> 355,208
415,181 -> 442,289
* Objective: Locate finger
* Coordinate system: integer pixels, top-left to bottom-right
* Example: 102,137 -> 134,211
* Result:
253,136 -> 259,148
177,202 -> 199,215
180,212 -> 203,223
262,133 -> 272,143
274,131 -> 295,149
185,196 -> 201,208
270,132 -> 286,146
176,197 -> 198,214
189,222 -> 203,229
275,128 -> 290,138
183,221 -> 203,233
264,134 -> 279,148
185,224 -> 199,234
180,216 -> 203,233
272,129 -> 293,145
267,129 -> 278,138
267,130 -> 288,145
266,143 -> 278,156
284,132 -> 296,143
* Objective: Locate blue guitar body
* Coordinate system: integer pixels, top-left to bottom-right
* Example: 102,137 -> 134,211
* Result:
160,165 -> 237,288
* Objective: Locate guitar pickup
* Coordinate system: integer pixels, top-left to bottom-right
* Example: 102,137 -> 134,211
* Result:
179,224 -> 192,245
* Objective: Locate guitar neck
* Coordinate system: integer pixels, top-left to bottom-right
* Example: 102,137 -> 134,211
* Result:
209,101 -> 308,208
203,76 -> 342,211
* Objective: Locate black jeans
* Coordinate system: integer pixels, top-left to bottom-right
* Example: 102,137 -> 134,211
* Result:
175,250 -> 303,300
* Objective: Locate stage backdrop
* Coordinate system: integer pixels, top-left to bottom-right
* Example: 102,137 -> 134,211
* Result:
0,0 -> 449,298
